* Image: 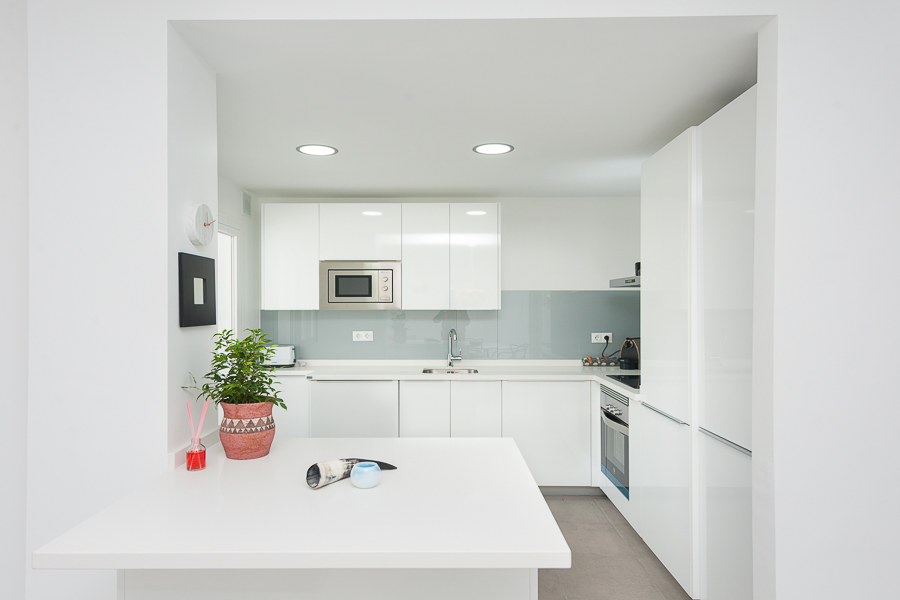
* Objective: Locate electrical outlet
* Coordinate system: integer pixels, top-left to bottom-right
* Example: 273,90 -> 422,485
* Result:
591,333 -> 613,344
352,331 -> 373,342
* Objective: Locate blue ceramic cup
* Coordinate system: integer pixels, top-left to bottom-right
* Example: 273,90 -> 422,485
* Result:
350,462 -> 381,489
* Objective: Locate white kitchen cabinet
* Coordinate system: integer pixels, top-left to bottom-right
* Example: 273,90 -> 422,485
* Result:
450,203 -> 500,310
450,381 -> 501,437
640,129 -> 693,423
309,381 -> 399,437
319,203 -> 402,261
699,430 -> 752,600
274,376 -> 311,437
697,87 -> 756,451
261,203 -> 319,310
399,380 -> 450,437
501,381 -> 590,486
401,203 -> 450,309
638,402 -> 693,597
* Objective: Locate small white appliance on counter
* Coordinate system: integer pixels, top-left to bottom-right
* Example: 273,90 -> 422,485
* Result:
266,345 -> 296,367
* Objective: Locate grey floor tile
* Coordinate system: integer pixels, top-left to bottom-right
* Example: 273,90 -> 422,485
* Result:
636,553 -> 692,600
610,519 -> 656,560
539,569 -> 567,600
557,520 -> 634,557
543,493 -> 687,600
545,495 -> 610,525
556,554 -> 667,600
593,496 -> 629,525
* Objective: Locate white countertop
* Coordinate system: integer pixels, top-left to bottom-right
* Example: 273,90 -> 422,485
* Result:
34,438 -> 571,570
273,361 -> 640,396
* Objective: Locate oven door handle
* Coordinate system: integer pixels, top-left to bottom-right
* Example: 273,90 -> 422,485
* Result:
601,411 -> 629,435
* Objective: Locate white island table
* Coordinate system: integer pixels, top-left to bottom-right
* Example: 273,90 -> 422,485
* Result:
34,438 -> 570,600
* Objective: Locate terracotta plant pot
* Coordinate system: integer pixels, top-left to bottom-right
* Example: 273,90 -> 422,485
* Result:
219,401 -> 276,460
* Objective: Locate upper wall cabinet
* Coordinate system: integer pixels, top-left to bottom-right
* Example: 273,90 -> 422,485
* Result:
261,203 -> 319,310
402,203 -> 450,310
450,203 -> 500,310
319,203 -> 402,260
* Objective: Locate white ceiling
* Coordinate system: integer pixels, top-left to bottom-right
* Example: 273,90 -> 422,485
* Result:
174,17 -> 767,198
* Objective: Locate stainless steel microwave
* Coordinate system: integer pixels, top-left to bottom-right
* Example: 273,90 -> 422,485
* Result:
319,261 -> 401,310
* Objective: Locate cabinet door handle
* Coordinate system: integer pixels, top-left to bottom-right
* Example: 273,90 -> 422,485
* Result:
641,402 -> 689,425
699,427 -> 752,456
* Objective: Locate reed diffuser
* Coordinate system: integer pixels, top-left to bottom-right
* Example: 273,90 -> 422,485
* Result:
185,399 -> 210,471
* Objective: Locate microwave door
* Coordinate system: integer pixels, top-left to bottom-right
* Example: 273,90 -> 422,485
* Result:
334,274 -> 373,299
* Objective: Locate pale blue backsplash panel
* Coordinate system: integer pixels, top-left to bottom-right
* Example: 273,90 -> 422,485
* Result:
260,291 -> 639,360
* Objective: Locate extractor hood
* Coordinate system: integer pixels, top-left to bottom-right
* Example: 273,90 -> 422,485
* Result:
610,262 -> 640,288
609,276 -> 640,288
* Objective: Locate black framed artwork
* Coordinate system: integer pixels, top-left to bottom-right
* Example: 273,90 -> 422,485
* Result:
178,252 -> 217,327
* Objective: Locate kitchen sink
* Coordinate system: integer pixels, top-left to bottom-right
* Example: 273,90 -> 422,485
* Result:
422,368 -> 479,374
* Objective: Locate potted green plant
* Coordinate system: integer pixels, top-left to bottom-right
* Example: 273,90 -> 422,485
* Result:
185,329 -> 286,460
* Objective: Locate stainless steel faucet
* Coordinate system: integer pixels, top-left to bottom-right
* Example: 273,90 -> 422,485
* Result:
448,328 -> 462,367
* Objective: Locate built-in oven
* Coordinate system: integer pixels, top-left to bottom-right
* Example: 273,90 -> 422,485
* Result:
600,384 -> 630,499
319,261 -> 401,310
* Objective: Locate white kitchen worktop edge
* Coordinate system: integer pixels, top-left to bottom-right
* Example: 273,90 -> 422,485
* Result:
272,360 -> 640,396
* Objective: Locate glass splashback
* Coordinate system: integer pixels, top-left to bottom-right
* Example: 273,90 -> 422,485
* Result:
261,290 -> 639,360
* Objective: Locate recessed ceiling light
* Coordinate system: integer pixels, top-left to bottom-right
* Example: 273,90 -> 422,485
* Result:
466,210 -> 488,216
296,144 -> 338,156
361,211 -> 382,216
473,143 -> 514,155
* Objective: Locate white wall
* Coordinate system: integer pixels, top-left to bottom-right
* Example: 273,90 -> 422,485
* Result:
263,196 -> 640,291
167,27 -> 219,461
500,197 -> 638,290
21,2 -> 900,600
751,19 -> 777,600
0,0 -> 29,598
218,177 -> 261,334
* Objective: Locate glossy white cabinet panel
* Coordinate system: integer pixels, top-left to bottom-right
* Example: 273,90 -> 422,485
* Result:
501,381 -> 591,486
319,203 -> 402,260
275,377 -> 310,437
399,380 -> 451,437
590,382 -> 603,487
309,381 -> 399,437
261,203 -> 319,310
402,203 -> 450,309
450,203 -> 500,310
638,403 -> 693,597
640,129 -> 694,423
450,381 -> 501,437
699,431 -> 752,600
698,87 -> 756,451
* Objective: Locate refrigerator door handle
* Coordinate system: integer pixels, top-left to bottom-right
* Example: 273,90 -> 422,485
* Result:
641,402 -> 689,425
699,427 -> 752,456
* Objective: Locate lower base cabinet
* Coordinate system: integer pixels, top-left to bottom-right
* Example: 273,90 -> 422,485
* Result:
399,381 -> 451,437
310,381 -> 399,437
638,403 -> 693,597
502,381 -> 591,486
700,431 -> 753,600
450,381 -> 501,437
275,377 -> 310,437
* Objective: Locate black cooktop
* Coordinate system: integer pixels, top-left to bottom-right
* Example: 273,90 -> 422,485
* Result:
607,374 -> 640,390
